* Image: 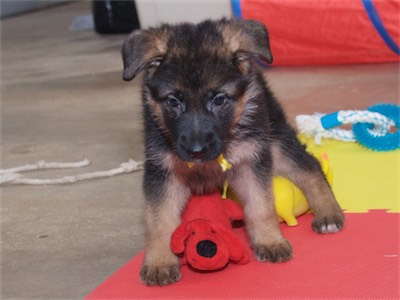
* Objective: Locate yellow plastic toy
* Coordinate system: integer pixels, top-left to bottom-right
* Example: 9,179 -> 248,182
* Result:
206,152 -> 332,227
274,152 -> 333,226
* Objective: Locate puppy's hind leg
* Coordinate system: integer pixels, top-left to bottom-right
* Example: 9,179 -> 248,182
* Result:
271,138 -> 345,234
140,165 -> 190,286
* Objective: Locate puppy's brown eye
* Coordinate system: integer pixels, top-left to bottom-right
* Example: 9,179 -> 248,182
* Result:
212,93 -> 227,106
165,95 -> 185,118
167,96 -> 181,108
148,57 -> 163,68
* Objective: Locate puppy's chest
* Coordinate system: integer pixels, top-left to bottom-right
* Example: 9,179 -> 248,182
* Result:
179,163 -> 226,195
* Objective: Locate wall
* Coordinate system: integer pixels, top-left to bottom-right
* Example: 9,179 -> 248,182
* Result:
0,0 -> 69,19
135,0 -> 232,28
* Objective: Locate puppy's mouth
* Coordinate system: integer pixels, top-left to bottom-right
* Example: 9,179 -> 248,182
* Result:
175,141 -> 222,163
186,154 -> 232,174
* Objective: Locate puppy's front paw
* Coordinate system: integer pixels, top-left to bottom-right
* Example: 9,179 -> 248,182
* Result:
140,263 -> 181,286
253,239 -> 293,263
312,211 -> 345,234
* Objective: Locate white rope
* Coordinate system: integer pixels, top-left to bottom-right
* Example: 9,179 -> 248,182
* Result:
0,159 -> 143,185
0,159 -> 90,175
338,111 -> 393,137
295,110 -> 393,145
295,113 -> 334,144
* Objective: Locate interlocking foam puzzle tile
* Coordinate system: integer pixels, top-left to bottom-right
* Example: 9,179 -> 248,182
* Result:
86,212 -> 399,299
86,138 -> 399,299
300,135 -> 400,213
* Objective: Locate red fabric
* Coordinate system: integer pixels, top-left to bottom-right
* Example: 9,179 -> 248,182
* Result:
170,193 -> 249,270
175,192 -> 243,228
240,0 -> 400,65
86,211 -> 400,299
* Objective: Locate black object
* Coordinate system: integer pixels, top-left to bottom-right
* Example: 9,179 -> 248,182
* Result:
92,0 -> 140,34
197,240 -> 218,258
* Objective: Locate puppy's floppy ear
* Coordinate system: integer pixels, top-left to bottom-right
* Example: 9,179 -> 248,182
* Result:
221,19 -> 273,65
170,222 -> 194,254
121,27 -> 171,81
239,19 -> 273,64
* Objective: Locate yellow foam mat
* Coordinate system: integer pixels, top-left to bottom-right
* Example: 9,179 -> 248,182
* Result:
299,135 -> 400,213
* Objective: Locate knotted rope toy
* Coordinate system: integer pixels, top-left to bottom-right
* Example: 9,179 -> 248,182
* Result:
295,104 -> 400,151
0,159 -> 143,185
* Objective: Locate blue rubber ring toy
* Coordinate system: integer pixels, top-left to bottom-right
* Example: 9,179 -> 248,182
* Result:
353,104 -> 400,151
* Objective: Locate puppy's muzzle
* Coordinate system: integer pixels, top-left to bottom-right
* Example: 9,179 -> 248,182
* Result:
179,132 -> 216,159
176,114 -> 222,162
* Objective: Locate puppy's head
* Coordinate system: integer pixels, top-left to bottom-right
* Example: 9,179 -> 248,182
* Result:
122,19 -> 272,163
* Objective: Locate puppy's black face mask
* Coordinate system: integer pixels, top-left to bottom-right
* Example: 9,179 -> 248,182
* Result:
145,54 -> 250,162
122,19 -> 273,163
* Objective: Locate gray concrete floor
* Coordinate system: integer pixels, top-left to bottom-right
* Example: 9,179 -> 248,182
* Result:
1,1 -> 399,299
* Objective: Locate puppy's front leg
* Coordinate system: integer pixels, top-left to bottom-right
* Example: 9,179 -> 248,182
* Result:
140,165 -> 189,286
231,164 -> 293,263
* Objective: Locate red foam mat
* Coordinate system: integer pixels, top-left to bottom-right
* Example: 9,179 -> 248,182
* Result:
86,211 -> 399,299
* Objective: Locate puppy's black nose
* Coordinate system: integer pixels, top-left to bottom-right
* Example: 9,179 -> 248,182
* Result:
176,124 -> 221,162
197,240 -> 217,258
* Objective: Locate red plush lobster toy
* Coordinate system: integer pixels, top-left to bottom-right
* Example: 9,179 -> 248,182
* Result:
170,192 -> 250,271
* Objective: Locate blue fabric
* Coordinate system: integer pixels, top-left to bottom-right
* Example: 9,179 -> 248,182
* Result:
362,0 -> 400,55
231,0 -> 242,18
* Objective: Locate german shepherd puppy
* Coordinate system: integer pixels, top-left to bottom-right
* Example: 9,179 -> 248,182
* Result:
122,18 -> 344,286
